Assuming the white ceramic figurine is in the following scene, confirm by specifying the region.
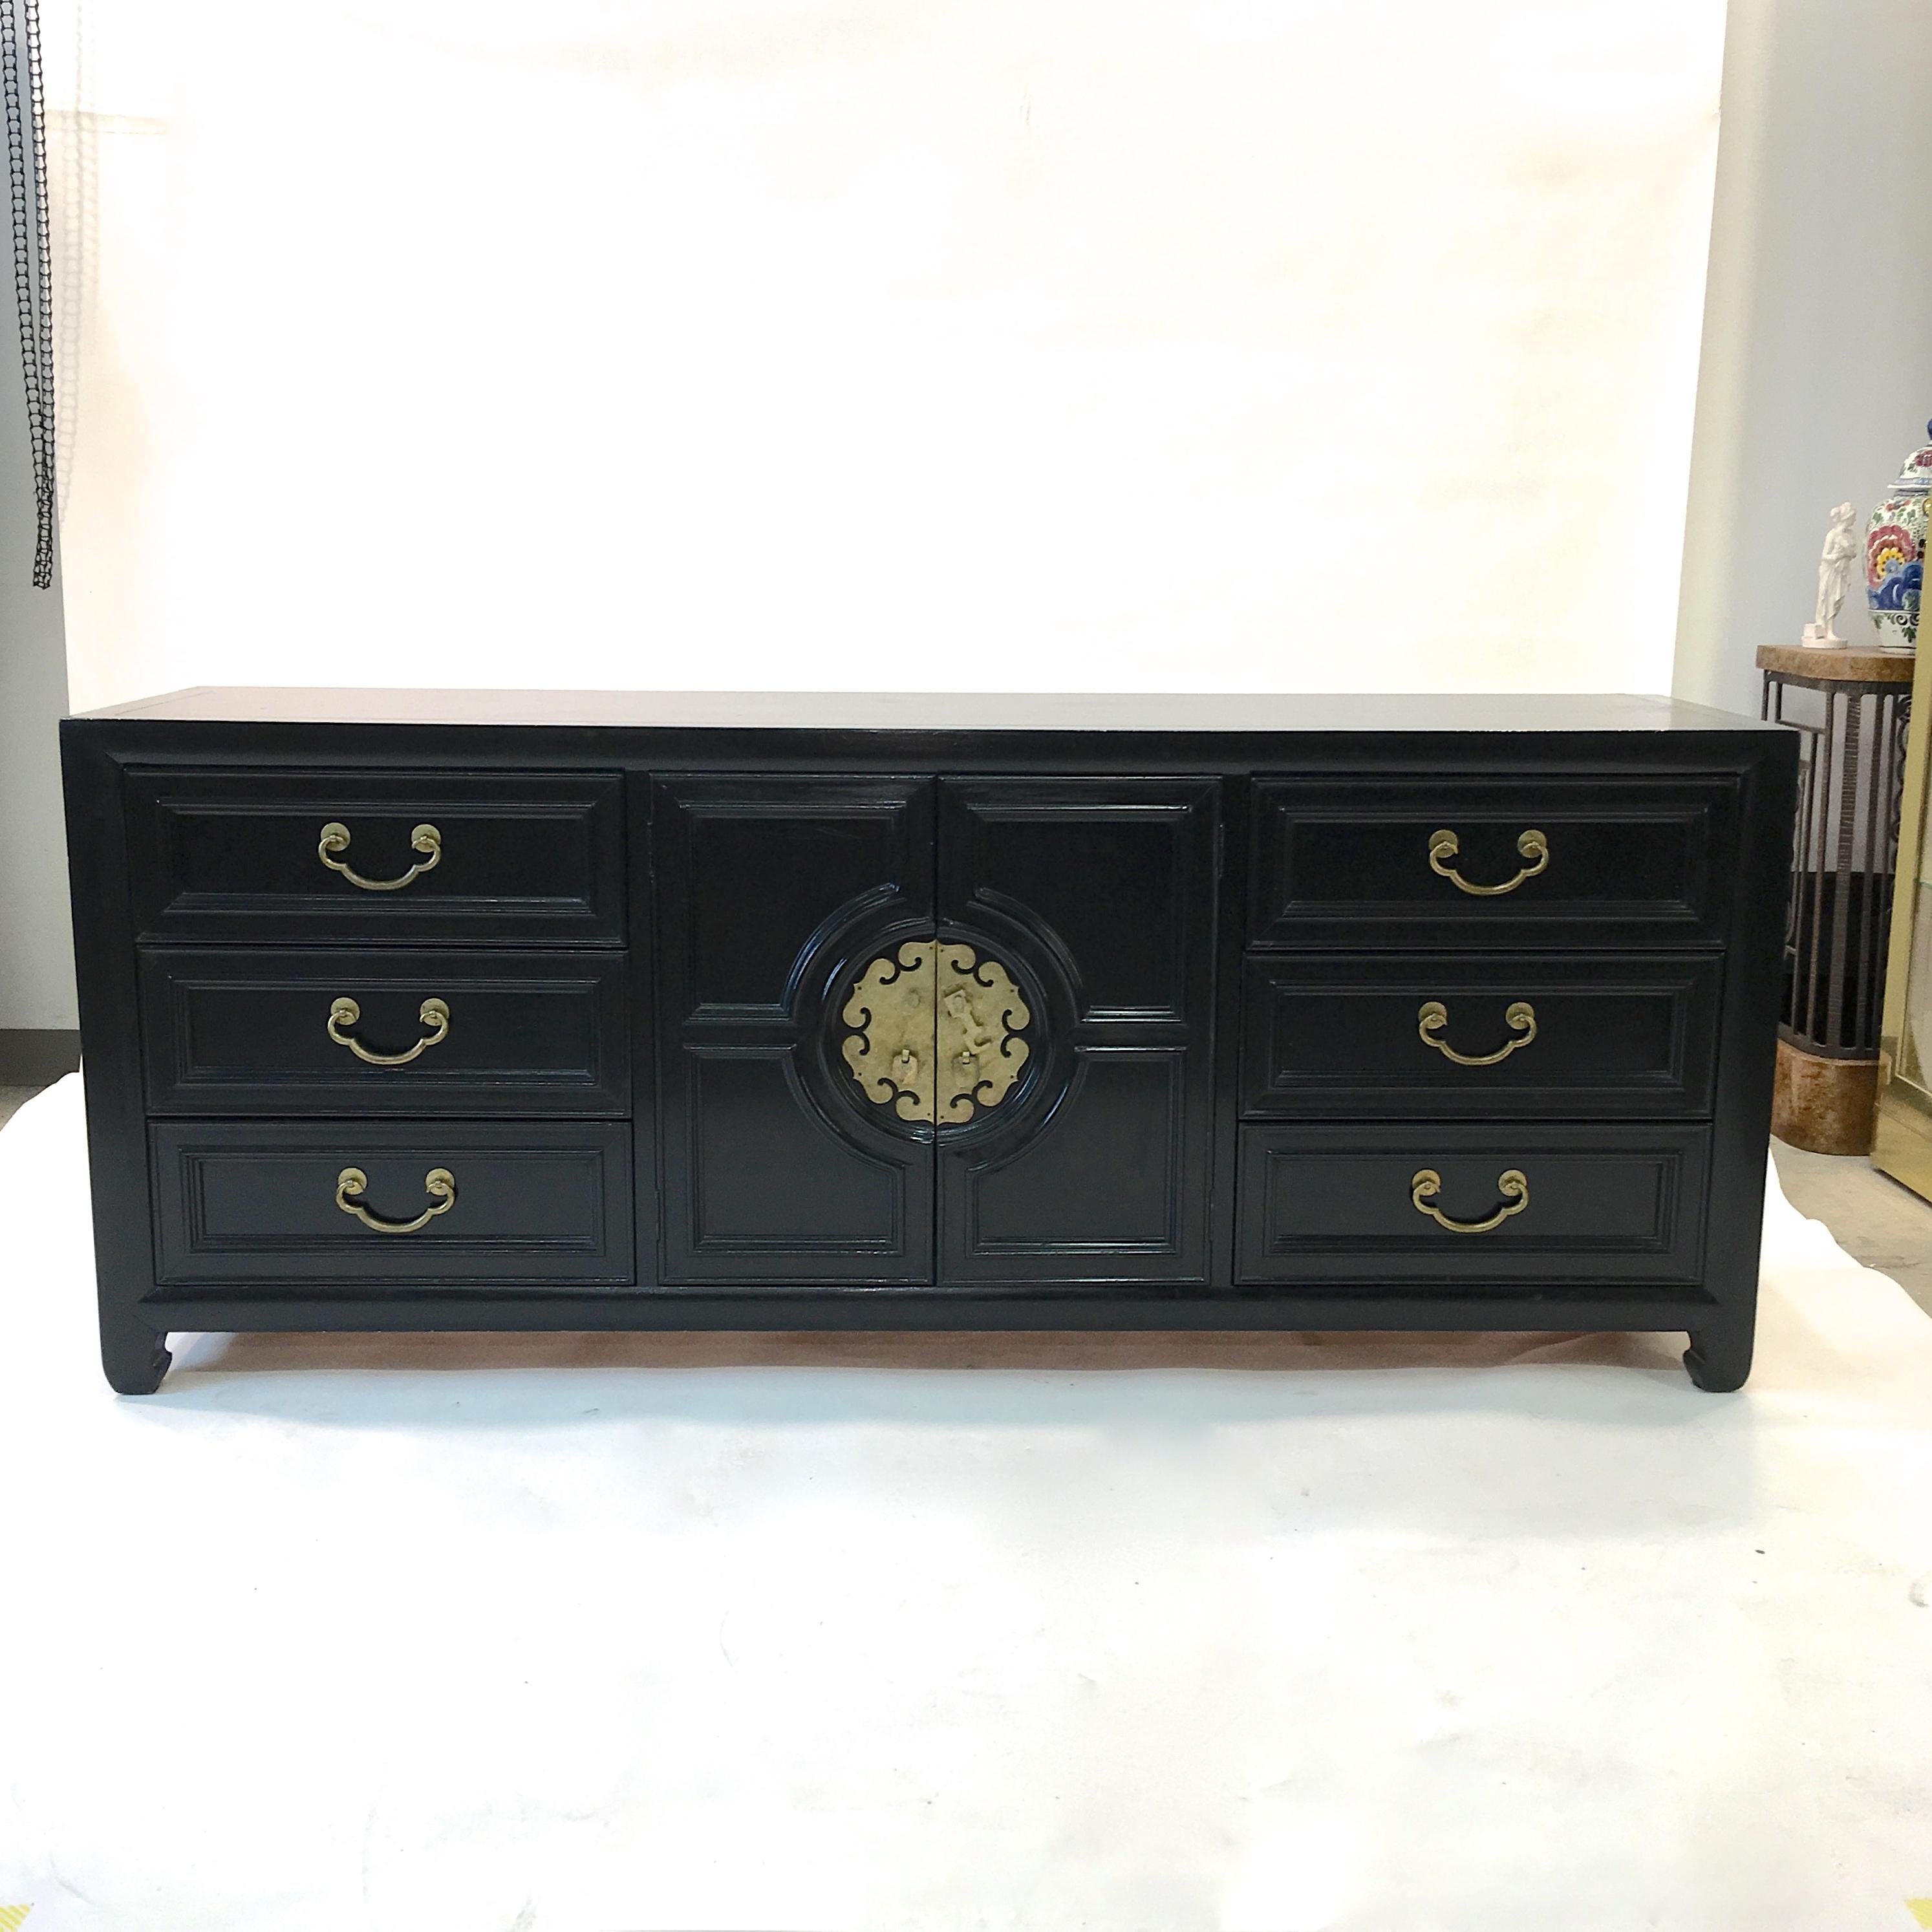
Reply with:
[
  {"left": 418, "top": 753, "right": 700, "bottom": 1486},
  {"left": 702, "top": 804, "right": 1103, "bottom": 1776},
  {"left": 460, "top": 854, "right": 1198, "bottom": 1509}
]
[{"left": 1801, "top": 500, "right": 1858, "bottom": 646}]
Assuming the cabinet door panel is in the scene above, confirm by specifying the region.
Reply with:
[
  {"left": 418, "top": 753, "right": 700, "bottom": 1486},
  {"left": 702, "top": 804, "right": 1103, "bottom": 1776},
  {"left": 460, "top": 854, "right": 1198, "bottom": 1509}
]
[
  {"left": 654, "top": 777, "right": 935, "bottom": 1283},
  {"left": 937, "top": 778, "right": 1218, "bottom": 1282},
  {"left": 967, "top": 1049, "right": 1187, "bottom": 1257},
  {"left": 681, "top": 1051, "right": 917, "bottom": 1257}
]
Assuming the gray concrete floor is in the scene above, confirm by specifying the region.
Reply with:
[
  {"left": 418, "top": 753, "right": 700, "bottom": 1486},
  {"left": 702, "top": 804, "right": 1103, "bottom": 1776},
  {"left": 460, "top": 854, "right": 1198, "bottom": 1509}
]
[
  {"left": 1770, "top": 1138, "right": 1932, "bottom": 1318},
  {"left": 5, "top": 1075, "right": 1925, "bottom": 1320}
]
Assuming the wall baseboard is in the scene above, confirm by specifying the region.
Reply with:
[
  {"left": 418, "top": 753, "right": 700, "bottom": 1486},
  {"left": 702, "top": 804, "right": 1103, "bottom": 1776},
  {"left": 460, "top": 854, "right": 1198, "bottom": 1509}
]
[{"left": 0, "top": 1028, "right": 81, "bottom": 1086}]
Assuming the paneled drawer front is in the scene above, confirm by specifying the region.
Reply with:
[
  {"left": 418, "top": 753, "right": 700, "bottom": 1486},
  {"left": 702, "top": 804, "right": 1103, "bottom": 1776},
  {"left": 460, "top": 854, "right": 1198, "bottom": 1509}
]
[
  {"left": 127, "top": 769, "right": 625, "bottom": 943},
  {"left": 152, "top": 1121, "right": 634, "bottom": 1287},
  {"left": 1240, "top": 954, "right": 1721, "bottom": 1119},
  {"left": 139, "top": 949, "right": 629, "bottom": 1115},
  {"left": 1249, "top": 776, "right": 1737, "bottom": 949},
  {"left": 1236, "top": 1123, "right": 1709, "bottom": 1285}
]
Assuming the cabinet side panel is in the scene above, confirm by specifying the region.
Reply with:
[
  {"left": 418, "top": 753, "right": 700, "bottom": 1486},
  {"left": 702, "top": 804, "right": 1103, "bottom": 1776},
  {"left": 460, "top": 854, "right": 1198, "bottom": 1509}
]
[
  {"left": 1702, "top": 737, "right": 1801, "bottom": 1331},
  {"left": 61, "top": 725, "right": 166, "bottom": 1387}
]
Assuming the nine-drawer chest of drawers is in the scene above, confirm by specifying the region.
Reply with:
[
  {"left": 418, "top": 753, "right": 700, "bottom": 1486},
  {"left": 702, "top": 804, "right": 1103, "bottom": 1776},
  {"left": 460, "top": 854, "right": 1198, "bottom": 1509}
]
[{"left": 61, "top": 689, "right": 1798, "bottom": 1394}]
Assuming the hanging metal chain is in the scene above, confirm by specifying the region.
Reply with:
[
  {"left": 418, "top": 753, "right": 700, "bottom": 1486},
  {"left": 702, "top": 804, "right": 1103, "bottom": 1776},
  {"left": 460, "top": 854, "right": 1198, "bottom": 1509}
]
[{"left": 1, "top": 0, "right": 53, "bottom": 588}]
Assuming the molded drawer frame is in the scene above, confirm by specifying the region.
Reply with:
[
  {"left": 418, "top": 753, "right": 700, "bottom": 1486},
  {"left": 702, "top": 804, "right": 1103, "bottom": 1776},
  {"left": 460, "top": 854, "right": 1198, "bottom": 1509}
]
[
  {"left": 138, "top": 947, "right": 631, "bottom": 1116},
  {"left": 1234, "top": 1121, "right": 1711, "bottom": 1287},
  {"left": 1239, "top": 952, "right": 1723, "bottom": 1119},
  {"left": 151, "top": 1119, "right": 636, "bottom": 1288},
  {"left": 125, "top": 767, "right": 627, "bottom": 944},
  {"left": 1248, "top": 773, "right": 1739, "bottom": 950}
]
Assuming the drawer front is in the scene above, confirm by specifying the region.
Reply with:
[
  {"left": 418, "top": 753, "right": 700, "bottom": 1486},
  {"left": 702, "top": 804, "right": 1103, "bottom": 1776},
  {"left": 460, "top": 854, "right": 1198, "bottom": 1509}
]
[
  {"left": 127, "top": 769, "right": 626, "bottom": 943},
  {"left": 1249, "top": 775, "right": 1736, "bottom": 949},
  {"left": 140, "top": 949, "right": 630, "bottom": 1115},
  {"left": 1240, "top": 953, "right": 1721, "bottom": 1119},
  {"left": 1236, "top": 1123, "right": 1709, "bottom": 1285},
  {"left": 151, "top": 1121, "right": 634, "bottom": 1287}
]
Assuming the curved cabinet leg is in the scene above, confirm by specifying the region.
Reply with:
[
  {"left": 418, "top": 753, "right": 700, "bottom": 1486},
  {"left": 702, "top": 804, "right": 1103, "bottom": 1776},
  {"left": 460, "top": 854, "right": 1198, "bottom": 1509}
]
[
  {"left": 1683, "top": 1323, "right": 1753, "bottom": 1393},
  {"left": 102, "top": 1314, "right": 171, "bottom": 1395}
]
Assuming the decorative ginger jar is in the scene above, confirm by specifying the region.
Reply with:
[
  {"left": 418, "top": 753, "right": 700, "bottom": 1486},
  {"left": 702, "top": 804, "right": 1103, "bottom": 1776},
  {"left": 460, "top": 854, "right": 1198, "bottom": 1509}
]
[{"left": 1865, "top": 420, "right": 1931, "bottom": 652}]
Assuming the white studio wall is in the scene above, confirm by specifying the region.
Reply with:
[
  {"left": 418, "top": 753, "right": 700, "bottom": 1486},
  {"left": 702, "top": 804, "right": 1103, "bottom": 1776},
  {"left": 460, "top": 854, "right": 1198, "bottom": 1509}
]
[
  {"left": 42, "top": 0, "right": 1728, "bottom": 713},
  {"left": 1675, "top": 0, "right": 1932, "bottom": 718}
]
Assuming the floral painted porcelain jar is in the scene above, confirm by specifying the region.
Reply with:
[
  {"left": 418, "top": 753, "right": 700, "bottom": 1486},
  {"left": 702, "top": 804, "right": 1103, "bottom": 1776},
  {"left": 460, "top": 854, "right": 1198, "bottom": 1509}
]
[{"left": 1865, "top": 420, "right": 1931, "bottom": 652}]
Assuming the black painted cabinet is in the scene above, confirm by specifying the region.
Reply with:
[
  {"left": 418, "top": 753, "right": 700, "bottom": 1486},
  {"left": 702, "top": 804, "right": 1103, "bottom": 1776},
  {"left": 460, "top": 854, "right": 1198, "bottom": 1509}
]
[{"left": 61, "top": 690, "right": 1798, "bottom": 1395}]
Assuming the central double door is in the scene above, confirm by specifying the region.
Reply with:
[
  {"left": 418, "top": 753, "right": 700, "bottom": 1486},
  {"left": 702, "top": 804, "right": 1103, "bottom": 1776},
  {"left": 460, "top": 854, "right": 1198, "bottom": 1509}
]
[{"left": 653, "top": 775, "right": 1219, "bottom": 1287}]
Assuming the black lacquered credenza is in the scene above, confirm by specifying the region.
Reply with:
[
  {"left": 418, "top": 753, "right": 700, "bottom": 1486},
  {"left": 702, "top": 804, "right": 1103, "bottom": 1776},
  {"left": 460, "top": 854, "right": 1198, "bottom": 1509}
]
[{"left": 60, "top": 690, "right": 1797, "bottom": 1393}]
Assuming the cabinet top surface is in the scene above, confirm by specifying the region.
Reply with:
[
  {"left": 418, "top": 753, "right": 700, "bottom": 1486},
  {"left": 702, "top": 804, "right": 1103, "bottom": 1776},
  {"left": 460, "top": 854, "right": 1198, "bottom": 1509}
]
[{"left": 74, "top": 687, "right": 1777, "bottom": 735}]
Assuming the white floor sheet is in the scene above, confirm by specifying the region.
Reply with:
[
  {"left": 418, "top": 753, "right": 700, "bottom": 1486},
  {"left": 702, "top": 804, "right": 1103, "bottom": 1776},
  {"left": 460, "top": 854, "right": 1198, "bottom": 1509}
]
[{"left": 3, "top": 1073, "right": 1930, "bottom": 1931}]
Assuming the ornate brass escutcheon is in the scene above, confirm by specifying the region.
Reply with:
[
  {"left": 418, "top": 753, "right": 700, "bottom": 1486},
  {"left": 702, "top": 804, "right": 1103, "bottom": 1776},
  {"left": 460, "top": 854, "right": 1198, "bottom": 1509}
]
[
  {"left": 934, "top": 944, "right": 1031, "bottom": 1124},
  {"left": 841, "top": 942, "right": 938, "bottom": 1122},
  {"left": 841, "top": 940, "right": 1031, "bottom": 1125}
]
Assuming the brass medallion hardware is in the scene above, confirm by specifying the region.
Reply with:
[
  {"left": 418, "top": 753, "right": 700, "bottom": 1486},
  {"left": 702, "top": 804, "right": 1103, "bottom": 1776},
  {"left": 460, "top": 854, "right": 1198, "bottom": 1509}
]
[
  {"left": 327, "top": 996, "right": 451, "bottom": 1067},
  {"left": 1427, "top": 827, "right": 1548, "bottom": 897},
  {"left": 317, "top": 821, "right": 442, "bottom": 892},
  {"left": 1410, "top": 1166, "right": 1529, "bottom": 1234},
  {"left": 841, "top": 943, "right": 937, "bottom": 1121},
  {"left": 934, "top": 944, "right": 1031, "bottom": 1124},
  {"left": 1416, "top": 998, "right": 1536, "bottom": 1067},
  {"left": 335, "top": 1165, "right": 457, "bottom": 1234},
  {"left": 841, "top": 940, "right": 1031, "bottom": 1125}
]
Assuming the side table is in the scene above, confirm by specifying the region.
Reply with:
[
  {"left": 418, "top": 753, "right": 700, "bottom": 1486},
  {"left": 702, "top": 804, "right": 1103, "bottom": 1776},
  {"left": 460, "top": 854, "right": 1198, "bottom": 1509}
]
[{"left": 1757, "top": 644, "right": 1916, "bottom": 1152}]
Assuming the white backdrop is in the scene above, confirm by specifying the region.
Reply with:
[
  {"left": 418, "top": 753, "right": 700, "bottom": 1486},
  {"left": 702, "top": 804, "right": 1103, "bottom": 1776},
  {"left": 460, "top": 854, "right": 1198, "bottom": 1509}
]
[{"left": 45, "top": 1, "right": 1727, "bottom": 712}]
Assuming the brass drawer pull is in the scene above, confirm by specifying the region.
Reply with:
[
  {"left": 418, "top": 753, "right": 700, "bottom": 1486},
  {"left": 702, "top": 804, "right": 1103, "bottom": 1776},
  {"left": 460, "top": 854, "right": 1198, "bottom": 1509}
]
[
  {"left": 327, "top": 995, "right": 450, "bottom": 1066},
  {"left": 317, "top": 821, "right": 442, "bottom": 892},
  {"left": 1428, "top": 827, "right": 1548, "bottom": 896},
  {"left": 1417, "top": 999, "right": 1536, "bottom": 1066},
  {"left": 1410, "top": 1166, "right": 1529, "bottom": 1234},
  {"left": 335, "top": 1165, "right": 456, "bottom": 1234}
]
